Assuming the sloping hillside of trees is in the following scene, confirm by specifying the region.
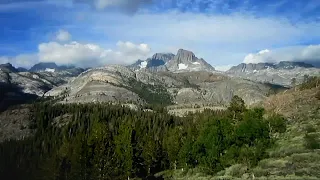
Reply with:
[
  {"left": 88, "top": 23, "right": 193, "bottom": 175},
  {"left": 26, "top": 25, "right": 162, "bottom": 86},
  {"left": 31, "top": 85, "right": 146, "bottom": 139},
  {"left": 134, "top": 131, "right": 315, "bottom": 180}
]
[{"left": 0, "top": 96, "right": 286, "bottom": 180}]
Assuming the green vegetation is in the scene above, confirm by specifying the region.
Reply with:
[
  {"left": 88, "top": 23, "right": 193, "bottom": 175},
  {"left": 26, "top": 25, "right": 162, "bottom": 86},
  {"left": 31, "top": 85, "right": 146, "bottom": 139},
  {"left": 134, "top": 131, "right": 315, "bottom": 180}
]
[
  {"left": 125, "top": 77, "right": 173, "bottom": 106},
  {"left": 299, "top": 76, "right": 320, "bottom": 90},
  {"left": 249, "top": 78, "right": 320, "bottom": 180},
  {"left": 0, "top": 96, "right": 286, "bottom": 180}
]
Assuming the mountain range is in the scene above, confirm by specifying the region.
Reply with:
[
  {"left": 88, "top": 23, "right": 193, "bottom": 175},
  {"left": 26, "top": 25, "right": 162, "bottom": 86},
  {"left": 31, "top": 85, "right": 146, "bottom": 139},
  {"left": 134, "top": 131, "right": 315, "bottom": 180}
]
[
  {"left": 129, "top": 49, "right": 215, "bottom": 72},
  {"left": 1, "top": 48, "right": 319, "bottom": 112},
  {"left": 228, "top": 61, "right": 315, "bottom": 73},
  {"left": 227, "top": 61, "right": 320, "bottom": 87}
]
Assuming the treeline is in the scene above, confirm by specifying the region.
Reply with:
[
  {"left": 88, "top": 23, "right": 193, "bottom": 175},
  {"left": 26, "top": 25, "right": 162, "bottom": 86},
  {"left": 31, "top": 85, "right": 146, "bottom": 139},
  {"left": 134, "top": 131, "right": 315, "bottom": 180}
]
[{"left": 0, "top": 96, "right": 286, "bottom": 180}]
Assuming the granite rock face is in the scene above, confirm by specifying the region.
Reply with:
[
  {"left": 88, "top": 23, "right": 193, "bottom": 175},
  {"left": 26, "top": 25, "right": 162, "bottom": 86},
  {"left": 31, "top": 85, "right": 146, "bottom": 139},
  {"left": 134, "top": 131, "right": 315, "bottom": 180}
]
[
  {"left": 130, "top": 49, "right": 215, "bottom": 72},
  {"left": 165, "top": 49, "right": 215, "bottom": 72},
  {"left": 150, "top": 53, "right": 175, "bottom": 64}
]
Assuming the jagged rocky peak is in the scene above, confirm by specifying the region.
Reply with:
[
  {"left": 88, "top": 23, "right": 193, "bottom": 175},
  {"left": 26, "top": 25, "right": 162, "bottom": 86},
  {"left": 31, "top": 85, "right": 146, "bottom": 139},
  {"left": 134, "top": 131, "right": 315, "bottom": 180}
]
[
  {"left": 166, "top": 49, "right": 215, "bottom": 72},
  {"left": 128, "top": 53, "right": 174, "bottom": 71},
  {"left": 174, "top": 49, "right": 197, "bottom": 63},
  {"left": 147, "top": 53, "right": 175, "bottom": 68},
  {"left": 151, "top": 53, "right": 174, "bottom": 62},
  {"left": 129, "top": 49, "right": 215, "bottom": 72},
  {"left": 228, "top": 63, "right": 274, "bottom": 73}
]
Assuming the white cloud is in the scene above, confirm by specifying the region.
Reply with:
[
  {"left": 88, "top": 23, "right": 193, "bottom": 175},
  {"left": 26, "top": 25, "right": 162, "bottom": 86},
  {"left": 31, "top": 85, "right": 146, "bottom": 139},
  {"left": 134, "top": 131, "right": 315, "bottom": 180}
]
[
  {"left": 244, "top": 49, "right": 272, "bottom": 63},
  {"left": 0, "top": 54, "right": 37, "bottom": 68},
  {"left": 56, "top": 29, "right": 72, "bottom": 42},
  {"left": 2, "top": 10, "right": 320, "bottom": 69},
  {"left": 0, "top": 40, "right": 151, "bottom": 68},
  {"left": 38, "top": 41, "right": 151, "bottom": 67},
  {"left": 81, "top": 11, "right": 320, "bottom": 66},
  {"left": 72, "top": 0, "right": 152, "bottom": 12},
  {"left": 243, "top": 45, "right": 320, "bottom": 65}
]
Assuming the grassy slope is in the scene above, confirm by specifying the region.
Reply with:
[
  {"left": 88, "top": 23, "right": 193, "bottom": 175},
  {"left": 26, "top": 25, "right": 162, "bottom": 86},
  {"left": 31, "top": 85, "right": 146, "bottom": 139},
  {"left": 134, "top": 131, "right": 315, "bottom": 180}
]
[
  {"left": 256, "top": 87, "right": 320, "bottom": 180},
  {"left": 163, "top": 86, "right": 320, "bottom": 180}
]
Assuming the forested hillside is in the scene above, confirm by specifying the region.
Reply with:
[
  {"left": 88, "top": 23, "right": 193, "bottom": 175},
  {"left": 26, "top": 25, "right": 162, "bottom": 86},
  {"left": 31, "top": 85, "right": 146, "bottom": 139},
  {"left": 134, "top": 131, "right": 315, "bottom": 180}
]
[{"left": 0, "top": 96, "right": 286, "bottom": 180}]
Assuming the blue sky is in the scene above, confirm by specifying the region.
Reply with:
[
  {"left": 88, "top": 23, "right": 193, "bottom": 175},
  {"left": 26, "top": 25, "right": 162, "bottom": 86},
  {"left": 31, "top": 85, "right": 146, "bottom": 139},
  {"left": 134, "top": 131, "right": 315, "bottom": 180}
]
[{"left": 0, "top": 0, "right": 320, "bottom": 70}]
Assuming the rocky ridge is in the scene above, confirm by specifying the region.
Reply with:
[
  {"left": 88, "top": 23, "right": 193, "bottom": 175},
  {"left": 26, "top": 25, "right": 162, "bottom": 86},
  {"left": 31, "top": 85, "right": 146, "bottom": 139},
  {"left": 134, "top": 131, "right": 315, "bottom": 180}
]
[
  {"left": 0, "top": 63, "right": 84, "bottom": 111},
  {"left": 228, "top": 61, "right": 315, "bottom": 73},
  {"left": 130, "top": 49, "right": 215, "bottom": 72},
  {"left": 46, "top": 65, "right": 275, "bottom": 106},
  {"left": 3, "top": 52, "right": 319, "bottom": 110},
  {"left": 227, "top": 61, "right": 320, "bottom": 87}
]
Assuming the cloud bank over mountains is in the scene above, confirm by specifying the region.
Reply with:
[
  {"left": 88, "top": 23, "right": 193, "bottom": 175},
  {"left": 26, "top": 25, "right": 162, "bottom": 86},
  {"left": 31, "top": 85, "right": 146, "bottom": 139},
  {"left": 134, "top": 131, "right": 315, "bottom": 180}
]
[
  {"left": 1, "top": 29, "right": 320, "bottom": 69},
  {"left": 0, "top": 0, "right": 320, "bottom": 69},
  {"left": 243, "top": 45, "right": 320, "bottom": 67},
  {"left": 0, "top": 30, "right": 151, "bottom": 68},
  {"left": 38, "top": 40, "right": 151, "bottom": 68}
]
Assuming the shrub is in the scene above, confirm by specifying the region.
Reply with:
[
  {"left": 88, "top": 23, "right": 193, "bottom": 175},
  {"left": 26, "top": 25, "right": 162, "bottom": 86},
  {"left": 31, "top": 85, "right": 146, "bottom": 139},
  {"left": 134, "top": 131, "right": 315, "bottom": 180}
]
[
  {"left": 305, "top": 125, "right": 317, "bottom": 133},
  {"left": 224, "top": 164, "right": 247, "bottom": 177},
  {"left": 228, "top": 95, "right": 246, "bottom": 113},
  {"left": 299, "top": 76, "right": 320, "bottom": 90},
  {"left": 304, "top": 133, "right": 320, "bottom": 150},
  {"left": 267, "top": 114, "right": 287, "bottom": 134},
  {"left": 316, "top": 90, "right": 320, "bottom": 100}
]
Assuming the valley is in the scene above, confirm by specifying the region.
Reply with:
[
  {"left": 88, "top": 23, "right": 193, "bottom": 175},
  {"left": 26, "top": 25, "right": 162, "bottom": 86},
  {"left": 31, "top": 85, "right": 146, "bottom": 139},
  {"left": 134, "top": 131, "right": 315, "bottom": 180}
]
[{"left": 2, "top": 1, "right": 320, "bottom": 179}]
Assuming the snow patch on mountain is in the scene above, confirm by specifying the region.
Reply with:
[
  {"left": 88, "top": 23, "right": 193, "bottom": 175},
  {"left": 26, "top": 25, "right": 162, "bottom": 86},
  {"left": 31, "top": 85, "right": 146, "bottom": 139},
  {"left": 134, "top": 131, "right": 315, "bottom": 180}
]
[
  {"left": 178, "top": 63, "right": 188, "bottom": 70},
  {"left": 139, "top": 61, "right": 148, "bottom": 69},
  {"left": 45, "top": 68, "right": 55, "bottom": 72}
]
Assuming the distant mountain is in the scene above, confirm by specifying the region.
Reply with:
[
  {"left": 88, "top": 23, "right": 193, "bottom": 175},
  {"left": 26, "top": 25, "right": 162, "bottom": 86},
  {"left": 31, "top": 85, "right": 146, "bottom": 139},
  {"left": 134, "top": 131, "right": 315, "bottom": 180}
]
[
  {"left": 129, "top": 53, "right": 174, "bottom": 72},
  {"left": 29, "top": 62, "right": 76, "bottom": 72},
  {"left": 147, "top": 53, "right": 175, "bottom": 67},
  {"left": 227, "top": 61, "right": 319, "bottom": 87},
  {"left": 228, "top": 61, "right": 315, "bottom": 73},
  {"left": 29, "top": 62, "right": 59, "bottom": 72},
  {"left": 17, "top": 67, "right": 28, "bottom": 72},
  {"left": 166, "top": 49, "right": 215, "bottom": 72},
  {"left": 130, "top": 49, "right": 214, "bottom": 72},
  {"left": 0, "top": 63, "right": 18, "bottom": 73},
  {"left": 275, "top": 61, "right": 314, "bottom": 69}
]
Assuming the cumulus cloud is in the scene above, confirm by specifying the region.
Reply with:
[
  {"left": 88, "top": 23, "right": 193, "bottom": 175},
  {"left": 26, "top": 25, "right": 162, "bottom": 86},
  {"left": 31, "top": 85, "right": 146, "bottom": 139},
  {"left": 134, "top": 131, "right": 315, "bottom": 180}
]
[
  {"left": 0, "top": 40, "right": 151, "bottom": 68},
  {"left": 38, "top": 41, "right": 151, "bottom": 67},
  {"left": 244, "top": 49, "right": 272, "bottom": 64},
  {"left": 73, "top": 0, "right": 153, "bottom": 12},
  {"left": 55, "top": 29, "right": 72, "bottom": 42},
  {"left": 243, "top": 45, "right": 320, "bottom": 66}
]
